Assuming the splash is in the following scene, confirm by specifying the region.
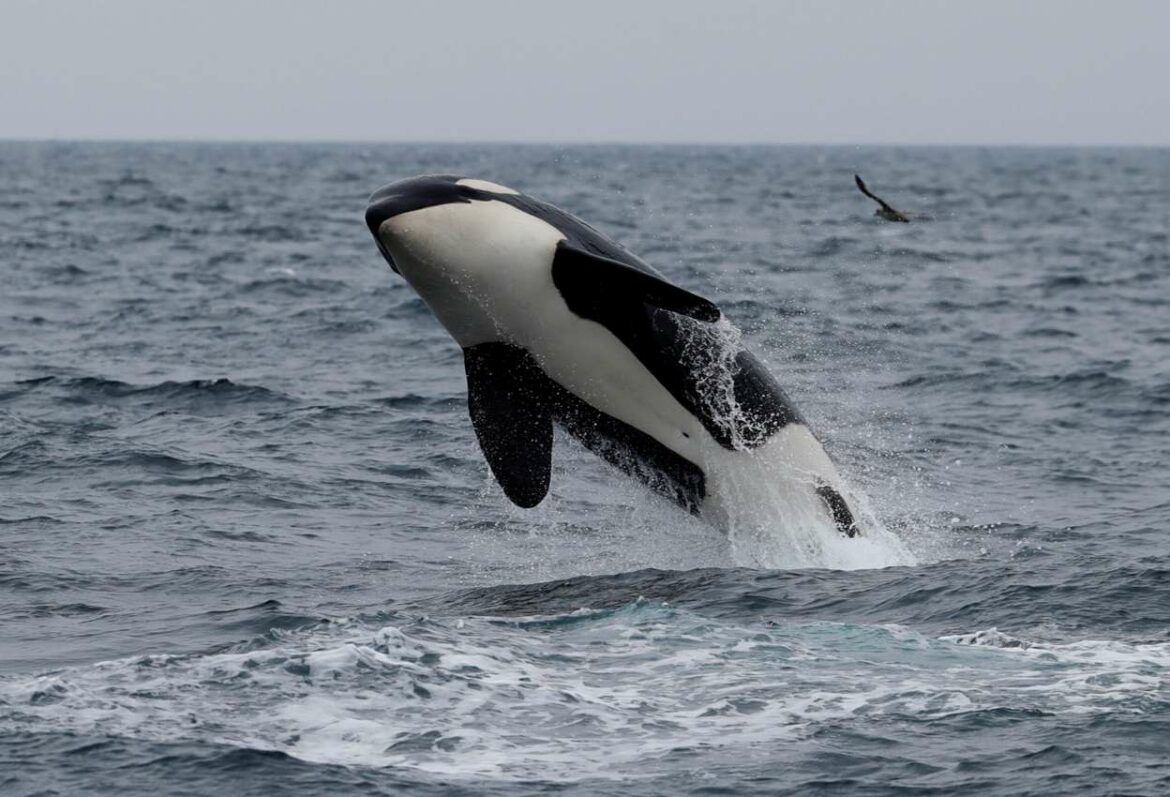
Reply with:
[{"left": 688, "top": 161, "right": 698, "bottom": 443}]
[
  {"left": 681, "top": 318, "right": 917, "bottom": 570},
  {"left": 704, "top": 445, "right": 917, "bottom": 569},
  {"left": 680, "top": 318, "right": 758, "bottom": 450}
]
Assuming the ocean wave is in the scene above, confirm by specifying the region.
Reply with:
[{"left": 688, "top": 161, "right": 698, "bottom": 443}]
[
  {"left": 5, "top": 375, "right": 291, "bottom": 412},
  {"left": 419, "top": 562, "right": 1170, "bottom": 638},
  {"left": 1, "top": 606, "right": 1164, "bottom": 783},
  {"left": 3, "top": 142, "right": 1169, "bottom": 794},
  {"left": 890, "top": 368, "right": 1137, "bottom": 401}
]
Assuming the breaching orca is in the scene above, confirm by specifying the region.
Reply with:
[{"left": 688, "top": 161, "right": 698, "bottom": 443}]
[{"left": 365, "top": 175, "right": 863, "bottom": 538}]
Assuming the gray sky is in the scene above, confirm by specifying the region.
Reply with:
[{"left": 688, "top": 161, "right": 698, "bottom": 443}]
[{"left": 2, "top": 0, "right": 1167, "bottom": 145}]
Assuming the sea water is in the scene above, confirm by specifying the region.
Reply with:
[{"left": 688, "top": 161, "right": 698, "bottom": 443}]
[{"left": 1, "top": 142, "right": 1167, "bottom": 795}]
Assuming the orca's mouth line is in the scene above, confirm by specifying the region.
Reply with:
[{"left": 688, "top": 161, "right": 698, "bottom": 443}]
[{"left": 372, "top": 234, "right": 399, "bottom": 275}]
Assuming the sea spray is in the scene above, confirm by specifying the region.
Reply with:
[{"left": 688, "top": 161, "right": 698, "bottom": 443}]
[{"left": 680, "top": 317, "right": 917, "bottom": 569}]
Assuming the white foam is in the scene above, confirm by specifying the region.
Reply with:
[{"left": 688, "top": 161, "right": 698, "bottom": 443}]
[{"left": 2, "top": 612, "right": 1164, "bottom": 782}]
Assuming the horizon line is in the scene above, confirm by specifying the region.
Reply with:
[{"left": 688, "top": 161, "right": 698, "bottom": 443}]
[{"left": 1, "top": 136, "right": 1167, "bottom": 149}]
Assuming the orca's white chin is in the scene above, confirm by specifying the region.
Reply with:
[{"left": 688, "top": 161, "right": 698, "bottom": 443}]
[{"left": 377, "top": 200, "right": 565, "bottom": 349}]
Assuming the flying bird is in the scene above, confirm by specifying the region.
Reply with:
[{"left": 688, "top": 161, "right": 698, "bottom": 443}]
[{"left": 854, "top": 174, "right": 910, "bottom": 223}]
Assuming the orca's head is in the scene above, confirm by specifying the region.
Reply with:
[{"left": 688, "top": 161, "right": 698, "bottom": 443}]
[
  {"left": 364, "top": 175, "right": 522, "bottom": 275},
  {"left": 365, "top": 175, "right": 560, "bottom": 346}
]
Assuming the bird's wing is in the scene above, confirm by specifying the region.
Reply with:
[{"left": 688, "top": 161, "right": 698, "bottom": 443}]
[{"left": 854, "top": 174, "right": 898, "bottom": 213}]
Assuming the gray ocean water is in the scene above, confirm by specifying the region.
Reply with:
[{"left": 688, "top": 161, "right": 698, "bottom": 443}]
[{"left": 1, "top": 142, "right": 1168, "bottom": 795}]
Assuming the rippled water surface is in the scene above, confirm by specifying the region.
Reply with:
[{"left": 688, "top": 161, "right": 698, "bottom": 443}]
[{"left": 1, "top": 143, "right": 1168, "bottom": 795}]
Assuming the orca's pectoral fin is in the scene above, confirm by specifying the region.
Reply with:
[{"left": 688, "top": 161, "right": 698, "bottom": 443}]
[
  {"left": 552, "top": 241, "right": 721, "bottom": 322},
  {"left": 464, "top": 343, "right": 553, "bottom": 508}
]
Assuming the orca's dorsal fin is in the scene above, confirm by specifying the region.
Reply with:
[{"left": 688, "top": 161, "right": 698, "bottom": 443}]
[
  {"left": 552, "top": 241, "right": 721, "bottom": 322},
  {"left": 463, "top": 343, "right": 553, "bottom": 508}
]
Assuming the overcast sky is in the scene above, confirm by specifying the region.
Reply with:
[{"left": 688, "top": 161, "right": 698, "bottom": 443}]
[{"left": 2, "top": 0, "right": 1167, "bottom": 145}]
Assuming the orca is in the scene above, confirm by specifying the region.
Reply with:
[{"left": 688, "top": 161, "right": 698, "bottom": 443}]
[{"left": 365, "top": 175, "right": 864, "bottom": 538}]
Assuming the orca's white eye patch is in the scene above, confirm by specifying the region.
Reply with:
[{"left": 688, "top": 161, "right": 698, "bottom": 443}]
[{"left": 456, "top": 178, "right": 519, "bottom": 195}]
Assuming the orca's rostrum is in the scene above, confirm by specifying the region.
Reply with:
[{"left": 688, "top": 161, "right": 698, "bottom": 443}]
[{"left": 365, "top": 175, "right": 862, "bottom": 538}]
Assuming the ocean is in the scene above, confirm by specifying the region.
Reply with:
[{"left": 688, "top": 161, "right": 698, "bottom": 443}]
[{"left": 1, "top": 142, "right": 1167, "bottom": 795}]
